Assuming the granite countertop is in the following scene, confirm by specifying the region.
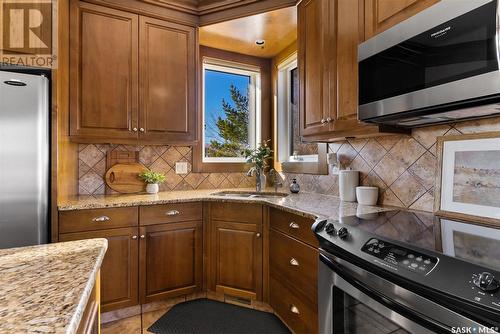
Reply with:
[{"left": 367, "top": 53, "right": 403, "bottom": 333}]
[
  {"left": 58, "top": 188, "right": 393, "bottom": 220},
  {"left": 0, "top": 239, "right": 108, "bottom": 334}
]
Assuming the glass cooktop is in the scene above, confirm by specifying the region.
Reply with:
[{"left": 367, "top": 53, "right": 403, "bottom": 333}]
[{"left": 339, "top": 210, "right": 500, "bottom": 273}]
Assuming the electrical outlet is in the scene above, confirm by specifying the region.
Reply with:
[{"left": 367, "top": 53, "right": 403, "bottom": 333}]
[{"left": 175, "top": 161, "right": 188, "bottom": 175}]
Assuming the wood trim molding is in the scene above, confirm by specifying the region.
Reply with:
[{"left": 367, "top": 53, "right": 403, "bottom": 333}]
[{"left": 192, "top": 46, "right": 272, "bottom": 173}]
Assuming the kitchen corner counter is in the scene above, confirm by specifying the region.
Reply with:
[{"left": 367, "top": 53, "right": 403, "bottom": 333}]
[
  {"left": 58, "top": 188, "right": 393, "bottom": 220},
  {"left": 0, "top": 239, "right": 108, "bottom": 334}
]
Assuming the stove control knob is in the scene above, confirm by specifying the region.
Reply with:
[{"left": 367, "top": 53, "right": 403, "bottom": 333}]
[
  {"left": 325, "top": 223, "right": 336, "bottom": 235},
  {"left": 338, "top": 227, "right": 349, "bottom": 239},
  {"left": 473, "top": 272, "right": 500, "bottom": 292}
]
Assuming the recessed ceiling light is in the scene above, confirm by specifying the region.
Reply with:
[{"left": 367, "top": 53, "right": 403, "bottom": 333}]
[{"left": 255, "top": 39, "right": 265, "bottom": 46}]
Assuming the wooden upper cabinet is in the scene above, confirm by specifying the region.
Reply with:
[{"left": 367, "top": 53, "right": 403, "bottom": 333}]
[
  {"left": 139, "top": 17, "right": 196, "bottom": 143},
  {"left": 298, "top": 0, "right": 390, "bottom": 140},
  {"left": 364, "top": 0, "right": 440, "bottom": 39},
  {"left": 69, "top": 2, "right": 197, "bottom": 144},
  {"left": 70, "top": 2, "right": 139, "bottom": 140},
  {"left": 139, "top": 221, "right": 202, "bottom": 304},
  {"left": 298, "top": 0, "right": 329, "bottom": 136}
]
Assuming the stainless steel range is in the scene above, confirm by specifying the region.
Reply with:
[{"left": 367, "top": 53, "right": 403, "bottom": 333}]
[{"left": 313, "top": 211, "right": 500, "bottom": 334}]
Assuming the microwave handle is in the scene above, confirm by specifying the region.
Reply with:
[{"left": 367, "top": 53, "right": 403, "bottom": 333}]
[{"left": 319, "top": 254, "right": 450, "bottom": 333}]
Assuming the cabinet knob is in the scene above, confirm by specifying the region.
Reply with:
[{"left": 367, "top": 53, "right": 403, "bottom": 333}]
[
  {"left": 140, "top": 235, "right": 145, "bottom": 239},
  {"left": 290, "top": 258, "right": 299, "bottom": 266},
  {"left": 132, "top": 235, "right": 138, "bottom": 239},
  {"left": 256, "top": 233, "right": 261, "bottom": 238},
  {"left": 321, "top": 118, "right": 327, "bottom": 124},
  {"left": 326, "top": 117, "right": 332, "bottom": 123},
  {"left": 289, "top": 222, "right": 300, "bottom": 229},
  {"left": 165, "top": 210, "right": 180, "bottom": 216},
  {"left": 139, "top": 128, "right": 145, "bottom": 132},
  {"left": 132, "top": 127, "right": 138, "bottom": 132},
  {"left": 92, "top": 215, "right": 110, "bottom": 223},
  {"left": 290, "top": 305, "right": 300, "bottom": 314}
]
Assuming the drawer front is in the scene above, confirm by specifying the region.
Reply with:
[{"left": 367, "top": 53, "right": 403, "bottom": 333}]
[
  {"left": 59, "top": 207, "right": 138, "bottom": 233},
  {"left": 210, "top": 202, "right": 262, "bottom": 224},
  {"left": 140, "top": 202, "right": 202, "bottom": 225},
  {"left": 270, "top": 276, "right": 318, "bottom": 334},
  {"left": 269, "top": 208, "right": 317, "bottom": 247},
  {"left": 270, "top": 229, "right": 317, "bottom": 304}
]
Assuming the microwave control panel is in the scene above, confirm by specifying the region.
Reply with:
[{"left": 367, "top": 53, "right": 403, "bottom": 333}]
[{"left": 362, "top": 238, "right": 438, "bottom": 276}]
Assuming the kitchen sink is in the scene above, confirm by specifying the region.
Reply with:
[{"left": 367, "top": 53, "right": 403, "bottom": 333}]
[{"left": 211, "top": 191, "right": 289, "bottom": 198}]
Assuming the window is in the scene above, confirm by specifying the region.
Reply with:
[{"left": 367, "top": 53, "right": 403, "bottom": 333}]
[
  {"left": 277, "top": 54, "right": 319, "bottom": 164},
  {"left": 202, "top": 58, "right": 261, "bottom": 163}
]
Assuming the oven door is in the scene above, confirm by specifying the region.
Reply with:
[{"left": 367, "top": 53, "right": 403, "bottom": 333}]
[{"left": 319, "top": 253, "right": 496, "bottom": 334}]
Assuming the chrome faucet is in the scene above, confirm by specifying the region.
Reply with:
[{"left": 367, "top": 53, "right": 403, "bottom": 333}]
[
  {"left": 269, "top": 169, "right": 283, "bottom": 193},
  {"left": 246, "top": 167, "right": 265, "bottom": 192}
]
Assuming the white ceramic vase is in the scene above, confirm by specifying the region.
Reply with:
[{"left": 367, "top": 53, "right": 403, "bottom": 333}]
[{"left": 146, "top": 183, "right": 159, "bottom": 194}]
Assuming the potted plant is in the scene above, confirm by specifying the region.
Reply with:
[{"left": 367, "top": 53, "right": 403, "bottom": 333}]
[
  {"left": 139, "top": 170, "right": 166, "bottom": 194},
  {"left": 243, "top": 140, "right": 273, "bottom": 192}
]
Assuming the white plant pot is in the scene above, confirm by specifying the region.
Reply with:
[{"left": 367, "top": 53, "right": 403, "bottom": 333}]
[{"left": 146, "top": 183, "right": 159, "bottom": 194}]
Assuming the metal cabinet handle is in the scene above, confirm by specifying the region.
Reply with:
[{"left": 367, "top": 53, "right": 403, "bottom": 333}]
[
  {"left": 132, "top": 127, "right": 138, "bottom": 132},
  {"left": 290, "top": 305, "right": 300, "bottom": 314},
  {"left": 320, "top": 118, "right": 326, "bottom": 124},
  {"left": 326, "top": 117, "right": 332, "bottom": 123},
  {"left": 290, "top": 258, "right": 299, "bottom": 266},
  {"left": 139, "top": 128, "right": 145, "bottom": 132},
  {"left": 165, "top": 210, "right": 180, "bottom": 216},
  {"left": 140, "top": 235, "right": 145, "bottom": 239},
  {"left": 132, "top": 235, "right": 138, "bottom": 239},
  {"left": 92, "top": 216, "right": 110, "bottom": 223},
  {"left": 289, "top": 222, "right": 300, "bottom": 229},
  {"left": 256, "top": 233, "right": 261, "bottom": 238}
]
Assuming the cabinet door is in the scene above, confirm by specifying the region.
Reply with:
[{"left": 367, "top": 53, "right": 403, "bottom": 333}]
[
  {"left": 59, "top": 228, "right": 139, "bottom": 312},
  {"left": 298, "top": 0, "right": 331, "bottom": 136},
  {"left": 139, "top": 16, "right": 196, "bottom": 144},
  {"left": 70, "top": 2, "right": 139, "bottom": 140},
  {"left": 364, "top": 0, "right": 440, "bottom": 39},
  {"left": 211, "top": 220, "right": 263, "bottom": 300},
  {"left": 139, "top": 221, "right": 202, "bottom": 304}
]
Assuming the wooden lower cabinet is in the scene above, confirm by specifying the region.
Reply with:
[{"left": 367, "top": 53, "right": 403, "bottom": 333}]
[
  {"left": 77, "top": 271, "right": 100, "bottom": 334},
  {"left": 139, "top": 221, "right": 203, "bottom": 303},
  {"left": 211, "top": 219, "right": 263, "bottom": 300},
  {"left": 60, "top": 228, "right": 139, "bottom": 312}
]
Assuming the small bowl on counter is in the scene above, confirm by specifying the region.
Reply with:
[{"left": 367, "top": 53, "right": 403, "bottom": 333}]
[{"left": 356, "top": 186, "right": 379, "bottom": 206}]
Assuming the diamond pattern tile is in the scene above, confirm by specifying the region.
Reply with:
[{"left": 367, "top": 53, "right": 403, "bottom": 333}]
[
  {"left": 391, "top": 171, "right": 427, "bottom": 207},
  {"left": 80, "top": 144, "right": 105, "bottom": 167},
  {"left": 389, "top": 137, "right": 426, "bottom": 169},
  {"left": 359, "top": 139, "right": 387, "bottom": 167}
]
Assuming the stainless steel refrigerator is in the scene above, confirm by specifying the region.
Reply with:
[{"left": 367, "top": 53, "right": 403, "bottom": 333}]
[{"left": 0, "top": 70, "right": 50, "bottom": 249}]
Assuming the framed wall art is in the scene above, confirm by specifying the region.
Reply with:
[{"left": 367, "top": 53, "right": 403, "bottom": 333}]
[{"left": 435, "top": 131, "right": 500, "bottom": 227}]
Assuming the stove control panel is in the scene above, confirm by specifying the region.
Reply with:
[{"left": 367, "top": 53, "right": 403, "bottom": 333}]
[{"left": 361, "top": 238, "right": 438, "bottom": 275}]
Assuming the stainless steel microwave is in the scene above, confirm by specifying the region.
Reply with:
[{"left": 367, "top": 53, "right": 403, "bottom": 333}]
[{"left": 358, "top": 0, "right": 500, "bottom": 128}]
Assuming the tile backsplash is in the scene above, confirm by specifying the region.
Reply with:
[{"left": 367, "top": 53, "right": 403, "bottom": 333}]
[
  {"left": 280, "top": 116, "right": 500, "bottom": 213},
  {"left": 78, "top": 116, "right": 500, "bottom": 213},
  {"left": 78, "top": 145, "right": 255, "bottom": 195}
]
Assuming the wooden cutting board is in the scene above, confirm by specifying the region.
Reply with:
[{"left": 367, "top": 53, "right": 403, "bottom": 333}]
[{"left": 105, "top": 163, "right": 149, "bottom": 194}]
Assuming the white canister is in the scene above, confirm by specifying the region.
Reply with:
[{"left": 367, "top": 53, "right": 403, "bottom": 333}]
[
  {"left": 146, "top": 183, "right": 159, "bottom": 194},
  {"left": 339, "top": 170, "right": 359, "bottom": 202},
  {"left": 356, "top": 186, "right": 379, "bottom": 206}
]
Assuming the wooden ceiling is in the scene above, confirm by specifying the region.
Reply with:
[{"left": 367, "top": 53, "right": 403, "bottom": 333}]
[{"left": 199, "top": 6, "right": 297, "bottom": 58}]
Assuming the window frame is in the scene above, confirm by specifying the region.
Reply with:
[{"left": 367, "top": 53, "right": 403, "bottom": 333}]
[
  {"left": 201, "top": 58, "right": 262, "bottom": 163},
  {"left": 275, "top": 52, "right": 328, "bottom": 175}
]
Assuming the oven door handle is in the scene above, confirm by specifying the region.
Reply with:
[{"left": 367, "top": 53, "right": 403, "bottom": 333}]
[{"left": 319, "top": 254, "right": 451, "bottom": 333}]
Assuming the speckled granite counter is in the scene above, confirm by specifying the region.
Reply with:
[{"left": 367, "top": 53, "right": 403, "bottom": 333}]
[
  {"left": 0, "top": 239, "right": 108, "bottom": 334},
  {"left": 58, "top": 188, "right": 393, "bottom": 220}
]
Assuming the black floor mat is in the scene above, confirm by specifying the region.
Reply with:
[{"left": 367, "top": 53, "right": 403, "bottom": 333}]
[{"left": 147, "top": 299, "right": 291, "bottom": 334}]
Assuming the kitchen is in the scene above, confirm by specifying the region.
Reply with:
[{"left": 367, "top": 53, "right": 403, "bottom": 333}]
[{"left": 1, "top": 0, "right": 500, "bottom": 333}]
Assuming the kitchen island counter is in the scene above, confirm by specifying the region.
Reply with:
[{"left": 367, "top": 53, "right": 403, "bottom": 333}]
[{"left": 0, "top": 238, "right": 107, "bottom": 334}]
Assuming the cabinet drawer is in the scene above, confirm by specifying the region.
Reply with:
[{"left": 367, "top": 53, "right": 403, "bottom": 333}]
[
  {"left": 139, "top": 202, "right": 202, "bottom": 225},
  {"left": 210, "top": 202, "right": 262, "bottom": 224},
  {"left": 59, "top": 207, "right": 138, "bottom": 233},
  {"left": 270, "top": 276, "right": 317, "bottom": 334},
  {"left": 269, "top": 208, "right": 317, "bottom": 247},
  {"left": 270, "top": 229, "right": 317, "bottom": 305}
]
